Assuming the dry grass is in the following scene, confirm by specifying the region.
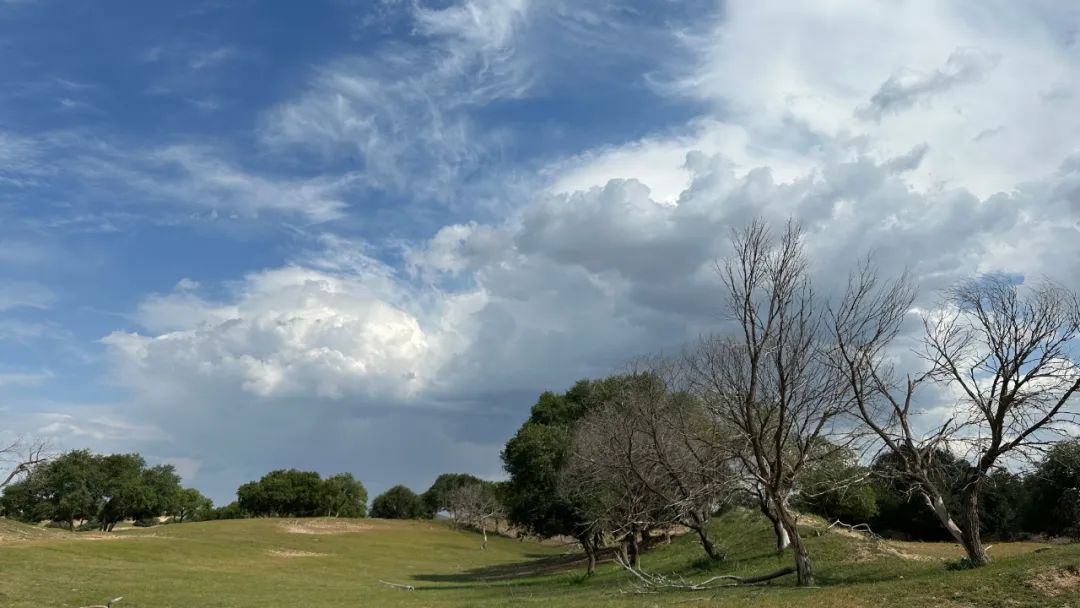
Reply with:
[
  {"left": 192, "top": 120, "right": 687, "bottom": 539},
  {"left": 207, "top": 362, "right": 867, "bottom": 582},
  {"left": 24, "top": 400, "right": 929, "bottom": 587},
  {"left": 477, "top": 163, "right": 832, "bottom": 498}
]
[
  {"left": 279, "top": 518, "right": 382, "bottom": 535},
  {"left": 266, "top": 548, "right": 328, "bottom": 558},
  {"left": 1028, "top": 565, "right": 1080, "bottom": 597},
  {"left": 888, "top": 540, "right": 1051, "bottom": 560}
]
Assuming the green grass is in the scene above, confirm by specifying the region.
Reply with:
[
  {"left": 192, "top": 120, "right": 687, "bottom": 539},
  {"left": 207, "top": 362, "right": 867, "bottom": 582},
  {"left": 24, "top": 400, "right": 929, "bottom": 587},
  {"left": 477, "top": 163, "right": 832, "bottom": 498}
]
[{"left": 0, "top": 511, "right": 1076, "bottom": 607}]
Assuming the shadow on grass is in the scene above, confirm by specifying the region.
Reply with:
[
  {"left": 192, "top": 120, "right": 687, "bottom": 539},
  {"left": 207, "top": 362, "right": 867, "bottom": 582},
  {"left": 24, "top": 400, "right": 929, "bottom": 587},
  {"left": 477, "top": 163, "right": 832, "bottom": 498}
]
[{"left": 411, "top": 548, "right": 619, "bottom": 583}]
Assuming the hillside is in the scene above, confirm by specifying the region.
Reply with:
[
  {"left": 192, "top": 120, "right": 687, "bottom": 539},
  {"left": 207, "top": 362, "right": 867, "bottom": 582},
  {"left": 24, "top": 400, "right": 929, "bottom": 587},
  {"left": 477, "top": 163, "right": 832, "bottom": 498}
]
[{"left": 0, "top": 512, "right": 1076, "bottom": 607}]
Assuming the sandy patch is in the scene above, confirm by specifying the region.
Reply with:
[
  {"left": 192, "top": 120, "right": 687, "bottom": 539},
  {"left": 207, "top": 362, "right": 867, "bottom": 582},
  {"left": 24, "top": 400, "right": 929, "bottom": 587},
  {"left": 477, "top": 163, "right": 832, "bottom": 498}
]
[
  {"left": 268, "top": 549, "right": 329, "bottom": 558},
  {"left": 1028, "top": 566, "right": 1080, "bottom": 597},
  {"left": 280, "top": 519, "right": 380, "bottom": 535}
]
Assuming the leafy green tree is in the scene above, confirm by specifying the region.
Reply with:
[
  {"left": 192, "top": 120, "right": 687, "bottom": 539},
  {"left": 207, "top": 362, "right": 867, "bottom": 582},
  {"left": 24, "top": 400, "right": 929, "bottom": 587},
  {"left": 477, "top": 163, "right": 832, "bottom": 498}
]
[
  {"left": 1025, "top": 440, "right": 1080, "bottom": 538},
  {"left": 370, "top": 485, "right": 424, "bottom": 519},
  {"left": 98, "top": 455, "right": 181, "bottom": 530},
  {"left": 0, "top": 468, "right": 53, "bottom": 523},
  {"left": 320, "top": 473, "right": 367, "bottom": 517},
  {"left": 1, "top": 450, "right": 187, "bottom": 530},
  {"left": 171, "top": 488, "right": 214, "bottom": 523},
  {"left": 46, "top": 450, "right": 105, "bottom": 531},
  {"left": 237, "top": 469, "right": 325, "bottom": 517}
]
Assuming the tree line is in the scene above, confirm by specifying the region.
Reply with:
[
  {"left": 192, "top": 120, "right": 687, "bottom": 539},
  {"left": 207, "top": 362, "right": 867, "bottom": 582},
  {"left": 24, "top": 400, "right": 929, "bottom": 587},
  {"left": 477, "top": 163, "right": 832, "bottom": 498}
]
[
  {"left": 499, "top": 219, "right": 1080, "bottom": 586},
  {"left": 0, "top": 450, "right": 211, "bottom": 530},
  {"left": 0, "top": 445, "right": 505, "bottom": 535}
]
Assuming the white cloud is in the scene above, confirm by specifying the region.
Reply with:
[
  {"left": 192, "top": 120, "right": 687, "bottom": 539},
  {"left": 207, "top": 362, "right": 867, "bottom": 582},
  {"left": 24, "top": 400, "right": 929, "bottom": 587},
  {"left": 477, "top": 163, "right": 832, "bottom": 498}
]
[
  {"left": 0, "top": 370, "right": 51, "bottom": 387},
  {"left": 104, "top": 262, "right": 453, "bottom": 403},
  {"left": 0, "top": 281, "right": 55, "bottom": 311},
  {"left": 259, "top": 0, "right": 533, "bottom": 199},
  {"left": 71, "top": 143, "right": 357, "bottom": 222}
]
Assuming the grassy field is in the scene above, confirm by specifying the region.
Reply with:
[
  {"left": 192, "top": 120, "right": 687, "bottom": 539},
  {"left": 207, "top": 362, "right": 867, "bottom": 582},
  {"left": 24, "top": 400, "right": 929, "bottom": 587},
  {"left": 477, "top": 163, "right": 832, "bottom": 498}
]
[{"left": 0, "top": 510, "right": 1077, "bottom": 607}]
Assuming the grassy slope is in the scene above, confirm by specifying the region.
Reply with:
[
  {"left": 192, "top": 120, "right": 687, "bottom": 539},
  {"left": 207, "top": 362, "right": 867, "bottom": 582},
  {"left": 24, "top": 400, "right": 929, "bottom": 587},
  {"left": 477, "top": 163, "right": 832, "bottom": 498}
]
[{"left": 0, "top": 511, "right": 1076, "bottom": 607}]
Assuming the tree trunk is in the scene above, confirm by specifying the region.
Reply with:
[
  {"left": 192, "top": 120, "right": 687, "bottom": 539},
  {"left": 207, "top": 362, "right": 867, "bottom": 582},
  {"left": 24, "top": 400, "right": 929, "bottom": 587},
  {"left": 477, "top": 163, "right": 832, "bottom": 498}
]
[
  {"left": 921, "top": 490, "right": 966, "bottom": 546},
  {"left": 578, "top": 533, "right": 598, "bottom": 576},
  {"left": 625, "top": 525, "right": 641, "bottom": 568},
  {"left": 688, "top": 513, "right": 722, "bottom": 560},
  {"left": 758, "top": 496, "right": 790, "bottom": 551},
  {"left": 775, "top": 499, "right": 813, "bottom": 586},
  {"left": 481, "top": 525, "right": 488, "bottom": 550},
  {"left": 959, "top": 484, "right": 991, "bottom": 566}
]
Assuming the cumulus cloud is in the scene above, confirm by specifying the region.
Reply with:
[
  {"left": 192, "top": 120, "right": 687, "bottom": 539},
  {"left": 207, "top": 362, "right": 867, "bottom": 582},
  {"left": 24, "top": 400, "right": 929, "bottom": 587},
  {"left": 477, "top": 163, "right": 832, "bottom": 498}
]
[{"left": 104, "top": 263, "right": 449, "bottom": 403}]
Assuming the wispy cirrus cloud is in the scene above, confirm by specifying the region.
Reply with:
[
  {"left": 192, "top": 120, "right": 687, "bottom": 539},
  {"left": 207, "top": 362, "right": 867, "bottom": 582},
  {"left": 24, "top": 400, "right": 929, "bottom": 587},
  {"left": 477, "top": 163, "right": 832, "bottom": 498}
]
[{"left": 259, "top": 0, "right": 533, "bottom": 200}]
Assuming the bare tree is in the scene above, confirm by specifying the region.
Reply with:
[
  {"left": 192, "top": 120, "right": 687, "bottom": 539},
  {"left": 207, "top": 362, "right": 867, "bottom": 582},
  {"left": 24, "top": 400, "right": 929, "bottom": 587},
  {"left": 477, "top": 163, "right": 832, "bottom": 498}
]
[
  {"left": 0, "top": 437, "right": 47, "bottom": 491},
  {"left": 560, "top": 395, "right": 670, "bottom": 568},
  {"left": 924, "top": 275, "right": 1080, "bottom": 564},
  {"left": 562, "top": 364, "right": 735, "bottom": 562},
  {"left": 446, "top": 481, "right": 505, "bottom": 549},
  {"left": 828, "top": 262, "right": 972, "bottom": 557},
  {"left": 830, "top": 266, "right": 1080, "bottom": 567},
  {"left": 687, "top": 220, "right": 854, "bottom": 587}
]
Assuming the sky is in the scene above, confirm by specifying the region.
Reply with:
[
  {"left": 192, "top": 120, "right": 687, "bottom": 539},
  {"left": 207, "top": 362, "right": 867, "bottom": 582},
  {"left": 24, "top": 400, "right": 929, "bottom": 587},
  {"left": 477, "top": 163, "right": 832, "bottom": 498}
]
[{"left": 1, "top": 0, "right": 1078, "bottom": 505}]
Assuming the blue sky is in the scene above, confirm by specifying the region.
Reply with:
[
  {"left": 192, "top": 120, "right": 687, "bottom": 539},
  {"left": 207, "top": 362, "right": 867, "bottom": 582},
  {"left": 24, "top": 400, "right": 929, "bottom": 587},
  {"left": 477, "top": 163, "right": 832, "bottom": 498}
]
[{"left": 2, "top": 0, "right": 1079, "bottom": 504}]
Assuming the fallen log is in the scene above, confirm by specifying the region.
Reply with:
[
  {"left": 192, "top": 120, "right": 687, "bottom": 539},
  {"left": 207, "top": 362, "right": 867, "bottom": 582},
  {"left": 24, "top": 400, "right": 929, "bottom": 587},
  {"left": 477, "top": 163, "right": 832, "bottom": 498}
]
[{"left": 616, "top": 553, "right": 795, "bottom": 592}]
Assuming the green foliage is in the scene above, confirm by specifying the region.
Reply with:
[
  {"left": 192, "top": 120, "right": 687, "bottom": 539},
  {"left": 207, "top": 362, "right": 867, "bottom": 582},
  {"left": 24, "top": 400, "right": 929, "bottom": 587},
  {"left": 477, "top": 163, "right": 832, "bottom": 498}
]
[
  {"left": 0, "top": 450, "right": 192, "bottom": 530},
  {"left": 236, "top": 469, "right": 367, "bottom": 518},
  {"left": 501, "top": 377, "right": 631, "bottom": 539},
  {"left": 370, "top": 485, "right": 425, "bottom": 519},
  {"left": 794, "top": 446, "right": 879, "bottom": 524},
  {"left": 320, "top": 473, "right": 368, "bottom": 518},
  {"left": 0, "top": 449, "right": 205, "bottom": 531},
  {"left": 171, "top": 488, "right": 214, "bottom": 523},
  {"left": 207, "top": 501, "right": 247, "bottom": 520},
  {"left": 1025, "top": 439, "right": 1080, "bottom": 538}
]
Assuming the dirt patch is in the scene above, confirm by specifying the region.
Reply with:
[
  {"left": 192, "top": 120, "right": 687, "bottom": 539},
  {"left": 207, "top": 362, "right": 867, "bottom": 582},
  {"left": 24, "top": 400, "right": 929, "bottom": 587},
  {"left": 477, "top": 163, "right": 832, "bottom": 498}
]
[
  {"left": 267, "top": 549, "right": 329, "bottom": 558},
  {"left": 280, "top": 519, "right": 381, "bottom": 535},
  {"left": 1028, "top": 566, "right": 1080, "bottom": 597},
  {"left": 842, "top": 539, "right": 925, "bottom": 563}
]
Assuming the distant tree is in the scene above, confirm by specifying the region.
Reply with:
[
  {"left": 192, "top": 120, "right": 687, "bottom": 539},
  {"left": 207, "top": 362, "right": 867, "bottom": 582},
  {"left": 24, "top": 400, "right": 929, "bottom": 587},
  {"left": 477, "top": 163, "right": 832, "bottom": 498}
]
[
  {"left": 171, "top": 488, "right": 214, "bottom": 523},
  {"left": 320, "top": 473, "right": 367, "bottom": 518},
  {"left": 237, "top": 469, "right": 325, "bottom": 517},
  {"left": 208, "top": 501, "right": 247, "bottom": 520},
  {"left": 868, "top": 449, "right": 963, "bottom": 541},
  {"left": 44, "top": 450, "right": 105, "bottom": 531},
  {"left": 1025, "top": 439, "right": 1080, "bottom": 538},
  {"left": 370, "top": 485, "right": 424, "bottom": 519},
  {"left": 421, "top": 473, "right": 483, "bottom": 518},
  {"left": 794, "top": 447, "right": 878, "bottom": 525},
  {"left": 445, "top": 481, "right": 505, "bottom": 548},
  {"left": 2, "top": 451, "right": 185, "bottom": 531},
  {"left": 98, "top": 455, "right": 181, "bottom": 531}
]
